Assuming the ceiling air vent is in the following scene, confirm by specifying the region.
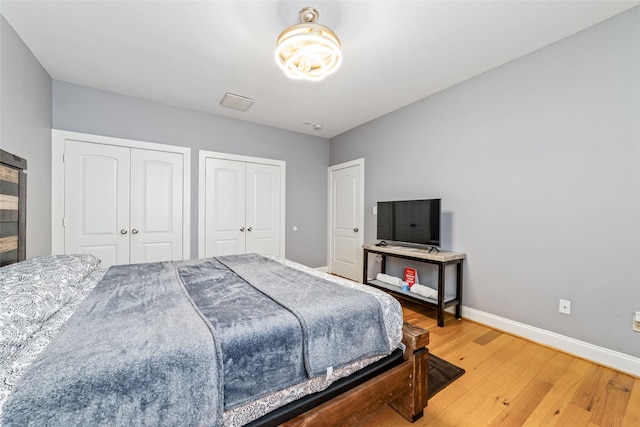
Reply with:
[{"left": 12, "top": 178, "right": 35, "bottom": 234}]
[{"left": 219, "top": 92, "right": 255, "bottom": 112}]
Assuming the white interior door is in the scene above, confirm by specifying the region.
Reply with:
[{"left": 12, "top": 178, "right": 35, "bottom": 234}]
[
  {"left": 64, "top": 141, "right": 130, "bottom": 267},
  {"left": 245, "top": 162, "right": 281, "bottom": 255},
  {"left": 204, "top": 158, "right": 247, "bottom": 256},
  {"left": 129, "top": 149, "right": 184, "bottom": 264},
  {"left": 328, "top": 160, "right": 364, "bottom": 282}
]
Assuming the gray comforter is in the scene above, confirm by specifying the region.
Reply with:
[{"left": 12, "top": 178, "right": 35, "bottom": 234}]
[
  {"left": 3, "top": 254, "right": 391, "bottom": 426},
  {"left": 2, "top": 261, "right": 223, "bottom": 427}
]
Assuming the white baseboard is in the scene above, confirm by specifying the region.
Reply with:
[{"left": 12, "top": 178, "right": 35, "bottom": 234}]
[
  {"left": 316, "top": 266, "right": 328, "bottom": 273},
  {"left": 462, "top": 306, "right": 640, "bottom": 378}
]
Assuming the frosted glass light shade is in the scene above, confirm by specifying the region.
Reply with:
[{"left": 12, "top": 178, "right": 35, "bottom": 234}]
[{"left": 275, "top": 15, "right": 341, "bottom": 81}]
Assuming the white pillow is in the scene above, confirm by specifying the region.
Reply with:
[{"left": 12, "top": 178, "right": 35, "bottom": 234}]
[{"left": 0, "top": 254, "right": 101, "bottom": 289}]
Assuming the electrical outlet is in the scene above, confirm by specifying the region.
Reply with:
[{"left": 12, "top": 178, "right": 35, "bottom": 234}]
[
  {"left": 559, "top": 299, "right": 571, "bottom": 315},
  {"left": 373, "top": 206, "right": 377, "bottom": 215},
  {"left": 633, "top": 312, "right": 640, "bottom": 333}
]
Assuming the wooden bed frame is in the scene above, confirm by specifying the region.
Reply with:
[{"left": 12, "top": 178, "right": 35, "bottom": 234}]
[
  {"left": 284, "top": 322, "right": 430, "bottom": 426},
  {"left": 0, "top": 149, "right": 27, "bottom": 266},
  {"left": 1, "top": 148, "right": 429, "bottom": 425}
]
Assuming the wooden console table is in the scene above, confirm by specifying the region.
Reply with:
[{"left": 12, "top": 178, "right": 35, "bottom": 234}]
[{"left": 362, "top": 244, "right": 466, "bottom": 327}]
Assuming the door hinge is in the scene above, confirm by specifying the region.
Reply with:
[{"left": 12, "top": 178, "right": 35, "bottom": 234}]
[{"left": 62, "top": 217, "right": 66, "bottom": 227}]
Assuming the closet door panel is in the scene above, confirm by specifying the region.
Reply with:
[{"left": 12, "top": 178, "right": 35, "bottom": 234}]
[
  {"left": 130, "top": 149, "right": 184, "bottom": 264},
  {"left": 205, "top": 158, "right": 246, "bottom": 256},
  {"left": 245, "top": 163, "right": 281, "bottom": 256},
  {"left": 64, "top": 141, "right": 130, "bottom": 267}
]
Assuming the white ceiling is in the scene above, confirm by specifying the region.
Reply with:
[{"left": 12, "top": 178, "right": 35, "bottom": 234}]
[{"left": 2, "top": 1, "right": 638, "bottom": 138}]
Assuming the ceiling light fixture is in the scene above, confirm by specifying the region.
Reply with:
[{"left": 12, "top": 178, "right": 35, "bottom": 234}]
[{"left": 275, "top": 7, "right": 342, "bottom": 81}]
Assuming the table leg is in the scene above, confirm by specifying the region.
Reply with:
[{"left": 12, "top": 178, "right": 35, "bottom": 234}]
[
  {"left": 362, "top": 250, "right": 368, "bottom": 284},
  {"left": 437, "top": 263, "right": 445, "bottom": 327},
  {"left": 456, "top": 260, "right": 463, "bottom": 319}
]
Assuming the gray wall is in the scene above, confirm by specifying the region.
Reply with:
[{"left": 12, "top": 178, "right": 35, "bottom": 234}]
[
  {"left": 52, "top": 81, "right": 329, "bottom": 267},
  {"left": 0, "top": 15, "right": 52, "bottom": 258},
  {"left": 330, "top": 8, "right": 640, "bottom": 357}
]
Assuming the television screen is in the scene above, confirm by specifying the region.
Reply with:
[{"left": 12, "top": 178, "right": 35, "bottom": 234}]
[{"left": 377, "top": 199, "right": 441, "bottom": 247}]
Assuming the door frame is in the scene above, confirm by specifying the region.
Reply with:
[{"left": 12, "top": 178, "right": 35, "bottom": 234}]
[
  {"left": 198, "top": 150, "right": 286, "bottom": 258},
  {"left": 51, "top": 130, "right": 191, "bottom": 258},
  {"left": 327, "top": 158, "right": 365, "bottom": 282}
]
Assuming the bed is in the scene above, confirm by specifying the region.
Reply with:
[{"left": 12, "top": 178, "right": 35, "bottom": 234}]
[{"left": 0, "top": 151, "right": 430, "bottom": 427}]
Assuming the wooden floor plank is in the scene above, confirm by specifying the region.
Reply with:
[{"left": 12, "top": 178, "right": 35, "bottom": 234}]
[
  {"left": 531, "top": 349, "right": 573, "bottom": 385},
  {"left": 488, "top": 379, "right": 554, "bottom": 427},
  {"left": 589, "top": 371, "right": 635, "bottom": 427},
  {"left": 427, "top": 378, "right": 499, "bottom": 426},
  {"left": 621, "top": 379, "right": 640, "bottom": 427},
  {"left": 473, "top": 329, "right": 503, "bottom": 346},
  {"left": 522, "top": 357, "right": 593, "bottom": 427},
  {"left": 554, "top": 402, "right": 593, "bottom": 426},
  {"left": 571, "top": 362, "right": 607, "bottom": 413}
]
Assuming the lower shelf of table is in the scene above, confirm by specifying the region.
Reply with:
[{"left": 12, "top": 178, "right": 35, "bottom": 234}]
[{"left": 365, "top": 279, "right": 460, "bottom": 310}]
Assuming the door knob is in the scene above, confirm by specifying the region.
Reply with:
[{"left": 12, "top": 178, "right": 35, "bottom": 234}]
[
  {"left": 240, "top": 227, "right": 245, "bottom": 232},
  {"left": 247, "top": 227, "right": 253, "bottom": 232},
  {"left": 131, "top": 229, "right": 139, "bottom": 234},
  {"left": 120, "top": 229, "right": 128, "bottom": 234},
  {"left": 353, "top": 227, "right": 359, "bottom": 232}
]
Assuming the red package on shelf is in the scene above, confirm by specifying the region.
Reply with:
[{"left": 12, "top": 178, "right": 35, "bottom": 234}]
[{"left": 404, "top": 268, "right": 417, "bottom": 288}]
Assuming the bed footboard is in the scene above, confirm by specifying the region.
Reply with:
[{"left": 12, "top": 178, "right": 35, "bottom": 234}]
[
  {"left": 283, "top": 321, "right": 429, "bottom": 426},
  {"left": 389, "top": 321, "right": 430, "bottom": 421}
]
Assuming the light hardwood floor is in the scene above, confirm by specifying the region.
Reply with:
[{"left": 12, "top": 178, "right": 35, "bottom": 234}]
[{"left": 362, "top": 300, "right": 640, "bottom": 427}]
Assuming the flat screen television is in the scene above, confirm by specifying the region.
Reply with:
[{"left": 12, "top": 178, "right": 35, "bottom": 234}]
[{"left": 376, "top": 199, "right": 441, "bottom": 247}]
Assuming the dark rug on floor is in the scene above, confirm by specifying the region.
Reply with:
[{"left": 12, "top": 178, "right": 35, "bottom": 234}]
[{"left": 428, "top": 354, "right": 465, "bottom": 399}]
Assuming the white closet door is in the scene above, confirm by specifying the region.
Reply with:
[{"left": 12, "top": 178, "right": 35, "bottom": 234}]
[
  {"left": 245, "top": 162, "right": 281, "bottom": 256},
  {"left": 129, "top": 149, "right": 184, "bottom": 264},
  {"left": 64, "top": 141, "right": 130, "bottom": 267},
  {"left": 204, "top": 158, "right": 246, "bottom": 256}
]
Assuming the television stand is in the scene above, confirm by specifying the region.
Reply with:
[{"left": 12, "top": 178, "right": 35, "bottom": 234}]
[{"left": 362, "top": 244, "right": 465, "bottom": 327}]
